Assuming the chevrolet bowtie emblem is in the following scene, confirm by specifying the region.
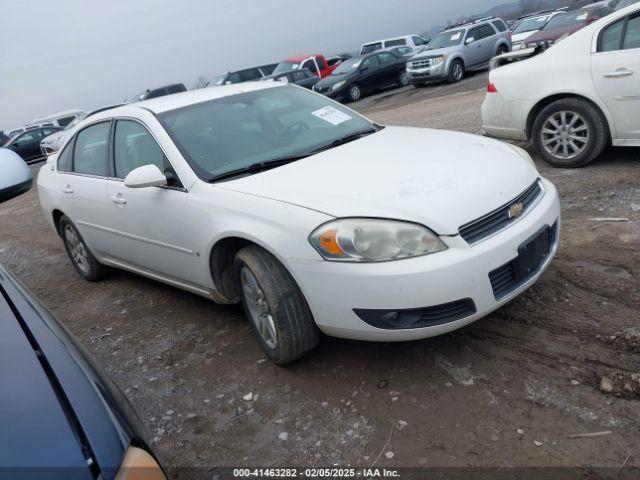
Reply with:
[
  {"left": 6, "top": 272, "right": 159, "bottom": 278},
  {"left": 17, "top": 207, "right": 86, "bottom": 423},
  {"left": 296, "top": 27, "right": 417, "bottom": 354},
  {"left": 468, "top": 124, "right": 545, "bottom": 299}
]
[{"left": 508, "top": 202, "right": 524, "bottom": 219}]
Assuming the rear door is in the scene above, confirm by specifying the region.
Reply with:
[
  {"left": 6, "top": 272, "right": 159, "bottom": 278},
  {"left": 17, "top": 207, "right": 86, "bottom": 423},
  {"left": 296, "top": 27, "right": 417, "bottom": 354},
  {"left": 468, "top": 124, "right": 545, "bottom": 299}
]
[
  {"left": 55, "top": 121, "right": 113, "bottom": 255},
  {"left": 358, "top": 55, "right": 382, "bottom": 93},
  {"left": 592, "top": 12, "right": 640, "bottom": 141},
  {"left": 376, "top": 52, "right": 401, "bottom": 85}
]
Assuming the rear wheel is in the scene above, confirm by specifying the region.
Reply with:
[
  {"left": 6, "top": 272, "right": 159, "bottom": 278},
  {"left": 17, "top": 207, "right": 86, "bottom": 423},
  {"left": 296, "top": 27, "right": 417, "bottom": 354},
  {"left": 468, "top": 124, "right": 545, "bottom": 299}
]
[
  {"left": 347, "top": 83, "right": 362, "bottom": 102},
  {"left": 531, "top": 98, "right": 608, "bottom": 168},
  {"left": 447, "top": 60, "right": 464, "bottom": 83},
  {"left": 60, "top": 216, "right": 107, "bottom": 281},
  {"left": 235, "top": 246, "right": 319, "bottom": 364},
  {"left": 496, "top": 44, "right": 509, "bottom": 56}
]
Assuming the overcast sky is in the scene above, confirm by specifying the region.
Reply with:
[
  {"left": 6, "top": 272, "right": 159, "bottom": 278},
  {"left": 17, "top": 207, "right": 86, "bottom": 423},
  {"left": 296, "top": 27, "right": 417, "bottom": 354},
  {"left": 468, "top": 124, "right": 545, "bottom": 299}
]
[{"left": 1, "top": 0, "right": 497, "bottom": 129}]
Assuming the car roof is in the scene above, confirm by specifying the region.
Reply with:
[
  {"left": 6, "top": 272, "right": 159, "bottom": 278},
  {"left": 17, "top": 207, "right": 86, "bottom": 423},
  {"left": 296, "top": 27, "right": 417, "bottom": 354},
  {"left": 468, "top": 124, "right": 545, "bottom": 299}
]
[
  {"left": 362, "top": 35, "right": 413, "bottom": 45},
  {"left": 283, "top": 54, "right": 322, "bottom": 62},
  {"left": 88, "top": 81, "right": 285, "bottom": 121}
]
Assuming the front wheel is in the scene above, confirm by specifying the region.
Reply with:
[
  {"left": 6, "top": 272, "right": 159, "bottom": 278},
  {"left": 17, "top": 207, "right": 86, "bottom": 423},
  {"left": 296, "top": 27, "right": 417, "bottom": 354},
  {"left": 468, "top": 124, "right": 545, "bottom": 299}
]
[
  {"left": 398, "top": 71, "right": 410, "bottom": 87},
  {"left": 447, "top": 60, "right": 464, "bottom": 83},
  {"left": 531, "top": 98, "right": 608, "bottom": 168},
  {"left": 347, "top": 83, "right": 362, "bottom": 102},
  {"left": 60, "top": 216, "right": 107, "bottom": 281},
  {"left": 235, "top": 246, "right": 319, "bottom": 364}
]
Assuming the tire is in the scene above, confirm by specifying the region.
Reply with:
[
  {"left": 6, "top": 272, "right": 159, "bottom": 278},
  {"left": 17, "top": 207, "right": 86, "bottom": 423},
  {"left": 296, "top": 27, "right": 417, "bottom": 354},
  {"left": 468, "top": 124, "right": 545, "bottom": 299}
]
[
  {"left": 496, "top": 45, "right": 509, "bottom": 56},
  {"left": 447, "top": 59, "right": 464, "bottom": 83},
  {"left": 59, "top": 215, "right": 107, "bottom": 281},
  {"left": 531, "top": 98, "right": 608, "bottom": 168},
  {"left": 347, "top": 83, "right": 362, "bottom": 102},
  {"left": 398, "top": 71, "right": 410, "bottom": 87},
  {"left": 235, "top": 246, "right": 319, "bottom": 364}
]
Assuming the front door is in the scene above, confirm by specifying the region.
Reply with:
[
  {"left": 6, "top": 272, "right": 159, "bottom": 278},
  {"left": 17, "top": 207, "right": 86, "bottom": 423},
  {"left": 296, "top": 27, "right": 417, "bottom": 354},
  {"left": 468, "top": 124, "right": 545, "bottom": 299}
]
[
  {"left": 591, "top": 13, "right": 640, "bottom": 141},
  {"left": 464, "top": 27, "right": 485, "bottom": 67},
  {"left": 104, "top": 119, "right": 199, "bottom": 284}
]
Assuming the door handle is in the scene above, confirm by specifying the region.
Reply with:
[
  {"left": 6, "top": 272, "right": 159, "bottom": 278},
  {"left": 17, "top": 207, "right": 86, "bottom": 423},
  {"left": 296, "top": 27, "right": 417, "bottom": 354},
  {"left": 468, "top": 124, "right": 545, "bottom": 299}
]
[
  {"left": 604, "top": 68, "right": 633, "bottom": 78},
  {"left": 110, "top": 195, "right": 127, "bottom": 205},
  {"left": 61, "top": 185, "right": 74, "bottom": 194}
]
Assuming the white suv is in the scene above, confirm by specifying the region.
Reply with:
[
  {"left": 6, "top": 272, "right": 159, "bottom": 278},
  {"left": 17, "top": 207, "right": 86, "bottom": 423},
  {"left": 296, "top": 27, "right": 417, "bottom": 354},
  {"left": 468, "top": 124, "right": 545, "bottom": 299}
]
[
  {"left": 38, "top": 83, "right": 560, "bottom": 363},
  {"left": 482, "top": 3, "right": 640, "bottom": 167},
  {"left": 360, "top": 35, "right": 429, "bottom": 55}
]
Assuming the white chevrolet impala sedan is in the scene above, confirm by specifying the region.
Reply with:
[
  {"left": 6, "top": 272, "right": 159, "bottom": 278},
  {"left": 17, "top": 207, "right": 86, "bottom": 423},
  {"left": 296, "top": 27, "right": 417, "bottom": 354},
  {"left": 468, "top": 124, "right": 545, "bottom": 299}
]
[{"left": 38, "top": 83, "right": 560, "bottom": 363}]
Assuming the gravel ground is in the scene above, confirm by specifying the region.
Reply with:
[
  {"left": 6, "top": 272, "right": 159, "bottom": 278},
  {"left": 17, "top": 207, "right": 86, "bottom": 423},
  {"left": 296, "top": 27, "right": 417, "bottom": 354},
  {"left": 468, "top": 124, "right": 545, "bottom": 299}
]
[{"left": 1, "top": 72, "right": 639, "bottom": 476}]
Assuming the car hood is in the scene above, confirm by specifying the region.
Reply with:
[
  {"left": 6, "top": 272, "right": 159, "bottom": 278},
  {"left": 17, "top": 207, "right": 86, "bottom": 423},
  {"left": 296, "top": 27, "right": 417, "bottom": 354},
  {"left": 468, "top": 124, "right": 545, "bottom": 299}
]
[
  {"left": 41, "top": 130, "right": 70, "bottom": 146},
  {"left": 316, "top": 72, "right": 354, "bottom": 87},
  {"left": 525, "top": 24, "right": 583, "bottom": 43},
  {"left": 511, "top": 30, "right": 538, "bottom": 43},
  {"left": 411, "top": 45, "right": 460, "bottom": 60},
  {"left": 216, "top": 127, "right": 538, "bottom": 235}
]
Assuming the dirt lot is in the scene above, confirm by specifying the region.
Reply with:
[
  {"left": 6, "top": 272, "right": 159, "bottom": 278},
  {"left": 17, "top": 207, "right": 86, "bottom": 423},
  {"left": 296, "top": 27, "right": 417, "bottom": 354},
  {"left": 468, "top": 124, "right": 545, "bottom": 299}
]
[{"left": 1, "top": 73, "right": 639, "bottom": 475}]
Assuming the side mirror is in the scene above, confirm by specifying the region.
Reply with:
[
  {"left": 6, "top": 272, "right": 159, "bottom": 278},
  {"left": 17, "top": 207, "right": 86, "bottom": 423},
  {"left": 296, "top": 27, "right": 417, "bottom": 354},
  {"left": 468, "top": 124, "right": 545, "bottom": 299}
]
[
  {"left": 360, "top": 66, "right": 369, "bottom": 73},
  {"left": 11, "top": 141, "right": 20, "bottom": 148},
  {"left": 0, "top": 149, "right": 33, "bottom": 204},
  {"left": 124, "top": 164, "right": 167, "bottom": 189},
  {"left": 465, "top": 37, "right": 475, "bottom": 45}
]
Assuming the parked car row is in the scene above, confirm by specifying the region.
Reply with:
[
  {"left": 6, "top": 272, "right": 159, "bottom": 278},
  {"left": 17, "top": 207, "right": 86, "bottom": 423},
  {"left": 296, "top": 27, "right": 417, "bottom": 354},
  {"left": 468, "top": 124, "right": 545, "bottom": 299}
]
[{"left": 482, "top": 2, "right": 640, "bottom": 167}]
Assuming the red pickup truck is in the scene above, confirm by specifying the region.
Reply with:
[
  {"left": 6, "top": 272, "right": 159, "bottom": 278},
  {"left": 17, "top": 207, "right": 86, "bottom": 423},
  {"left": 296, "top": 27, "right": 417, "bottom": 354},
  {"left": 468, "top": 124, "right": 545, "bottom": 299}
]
[{"left": 272, "top": 54, "right": 341, "bottom": 79}]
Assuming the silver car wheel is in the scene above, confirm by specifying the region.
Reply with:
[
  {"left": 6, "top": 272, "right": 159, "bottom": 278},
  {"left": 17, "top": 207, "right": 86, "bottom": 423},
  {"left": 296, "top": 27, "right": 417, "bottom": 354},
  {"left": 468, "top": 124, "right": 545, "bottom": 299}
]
[
  {"left": 399, "top": 71, "right": 410, "bottom": 86},
  {"left": 240, "top": 267, "right": 278, "bottom": 349},
  {"left": 64, "top": 225, "right": 90, "bottom": 275},
  {"left": 541, "top": 110, "right": 590, "bottom": 160},
  {"left": 453, "top": 63, "right": 463, "bottom": 81},
  {"left": 349, "top": 85, "right": 361, "bottom": 101}
]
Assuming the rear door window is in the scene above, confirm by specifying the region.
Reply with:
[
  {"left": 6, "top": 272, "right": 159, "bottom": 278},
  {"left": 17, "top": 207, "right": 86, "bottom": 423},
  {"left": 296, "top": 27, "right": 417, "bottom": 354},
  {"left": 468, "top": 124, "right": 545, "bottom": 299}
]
[
  {"left": 623, "top": 14, "right": 640, "bottom": 50},
  {"left": 377, "top": 52, "right": 396, "bottom": 65},
  {"left": 361, "top": 42, "right": 383, "bottom": 54},
  {"left": 599, "top": 17, "right": 625, "bottom": 51},
  {"left": 73, "top": 122, "right": 110, "bottom": 176},
  {"left": 384, "top": 39, "right": 407, "bottom": 47},
  {"left": 478, "top": 24, "right": 497, "bottom": 39},
  {"left": 491, "top": 20, "right": 507, "bottom": 32}
]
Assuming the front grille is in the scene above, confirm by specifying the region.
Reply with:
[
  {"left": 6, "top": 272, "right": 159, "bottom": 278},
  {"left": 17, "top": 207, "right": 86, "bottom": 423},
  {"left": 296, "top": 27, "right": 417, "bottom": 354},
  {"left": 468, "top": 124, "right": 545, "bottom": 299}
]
[
  {"left": 459, "top": 181, "right": 543, "bottom": 245},
  {"left": 489, "top": 222, "right": 558, "bottom": 300},
  {"left": 409, "top": 59, "right": 431, "bottom": 69},
  {"left": 354, "top": 298, "right": 476, "bottom": 330}
]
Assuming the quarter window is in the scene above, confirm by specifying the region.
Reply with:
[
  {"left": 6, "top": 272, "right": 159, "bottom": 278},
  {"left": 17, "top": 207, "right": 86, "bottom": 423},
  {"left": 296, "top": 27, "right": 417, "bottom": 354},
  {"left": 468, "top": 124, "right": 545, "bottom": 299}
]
[
  {"left": 73, "top": 122, "right": 110, "bottom": 176},
  {"left": 114, "top": 120, "right": 167, "bottom": 179},
  {"left": 492, "top": 20, "right": 507, "bottom": 32},
  {"left": 599, "top": 18, "right": 625, "bottom": 51},
  {"left": 57, "top": 142, "right": 73, "bottom": 172}
]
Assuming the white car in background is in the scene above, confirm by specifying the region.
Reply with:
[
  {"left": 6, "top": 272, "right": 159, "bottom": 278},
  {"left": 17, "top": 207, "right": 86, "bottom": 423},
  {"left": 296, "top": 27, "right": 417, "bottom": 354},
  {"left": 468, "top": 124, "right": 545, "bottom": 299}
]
[
  {"left": 482, "top": 3, "right": 640, "bottom": 167},
  {"left": 510, "top": 11, "right": 566, "bottom": 50},
  {"left": 360, "top": 35, "right": 429, "bottom": 55},
  {"left": 38, "top": 83, "right": 560, "bottom": 364}
]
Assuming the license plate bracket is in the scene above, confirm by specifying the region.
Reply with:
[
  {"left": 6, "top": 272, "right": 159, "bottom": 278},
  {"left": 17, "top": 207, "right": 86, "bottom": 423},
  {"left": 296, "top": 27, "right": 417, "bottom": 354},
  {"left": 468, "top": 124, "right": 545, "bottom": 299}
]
[{"left": 513, "top": 226, "right": 551, "bottom": 281}]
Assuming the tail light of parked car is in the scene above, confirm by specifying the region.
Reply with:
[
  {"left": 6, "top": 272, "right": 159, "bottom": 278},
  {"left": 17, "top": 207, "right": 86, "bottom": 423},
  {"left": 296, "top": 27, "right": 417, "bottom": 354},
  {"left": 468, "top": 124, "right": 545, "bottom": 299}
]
[{"left": 487, "top": 82, "right": 498, "bottom": 93}]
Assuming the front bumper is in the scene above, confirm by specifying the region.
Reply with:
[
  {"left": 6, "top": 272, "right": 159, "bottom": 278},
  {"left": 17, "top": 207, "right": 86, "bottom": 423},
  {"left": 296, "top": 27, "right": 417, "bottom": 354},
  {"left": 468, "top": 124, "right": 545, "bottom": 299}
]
[
  {"left": 407, "top": 63, "right": 447, "bottom": 83},
  {"left": 314, "top": 85, "right": 346, "bottom": 100},
  {"left": 290, "top": 177, "right": 560, "bottom": 341}
]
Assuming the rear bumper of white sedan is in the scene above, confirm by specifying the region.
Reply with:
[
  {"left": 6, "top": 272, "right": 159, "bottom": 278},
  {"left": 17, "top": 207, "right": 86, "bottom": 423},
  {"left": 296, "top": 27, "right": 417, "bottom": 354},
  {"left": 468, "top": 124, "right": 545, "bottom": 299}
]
[
  {"left": 481, "top": 92, "right": 535, "bottom": 142},
  {"left": 291, "top": 177, "right": 560, "bottom": 341}
]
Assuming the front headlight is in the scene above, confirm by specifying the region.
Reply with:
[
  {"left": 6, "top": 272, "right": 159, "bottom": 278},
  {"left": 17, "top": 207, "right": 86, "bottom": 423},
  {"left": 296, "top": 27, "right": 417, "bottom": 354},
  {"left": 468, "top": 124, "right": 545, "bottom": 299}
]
[
  {"left": 431, "top": 55, "right": 446, "bottom": 66},
  {"left": 309, "top": 218, "right": 448, "bottom": 262},
  {"left": 332, "top": 81, "right": 346, "bottom": 91}
]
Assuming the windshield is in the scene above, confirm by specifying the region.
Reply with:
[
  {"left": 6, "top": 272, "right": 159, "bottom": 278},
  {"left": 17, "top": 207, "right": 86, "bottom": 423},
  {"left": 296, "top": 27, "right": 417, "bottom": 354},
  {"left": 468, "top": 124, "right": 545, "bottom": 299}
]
[
  {"left": 331, "top": 57, "right": 363, "bottom": 75},
  {"left": 272, "top": 62, "right": 299, "bottom": 75},
  {"left": 428, "top": 29, "right": 464, "bottom": 49},
  {"left": 513, "top": 15, "right": 551, "bottom": 34},
  {"left": 545, "top": 12, "right": 588, "bottom": 30},
  {"left": 158, "top": 85, "right": 375, "bottom": 180}
]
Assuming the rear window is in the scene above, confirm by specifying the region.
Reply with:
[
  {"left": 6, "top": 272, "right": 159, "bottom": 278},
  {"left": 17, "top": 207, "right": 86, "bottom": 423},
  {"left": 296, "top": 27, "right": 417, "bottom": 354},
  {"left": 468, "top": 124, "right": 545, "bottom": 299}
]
[
  {"left": 492, "top": 19, "right": 508, "bottom": 32},
  {"left": 361, "top": 42, "right": 383, "bottom": 54},
  {"left": 384, "top": 39, "right": 407, "bottom": 47}
]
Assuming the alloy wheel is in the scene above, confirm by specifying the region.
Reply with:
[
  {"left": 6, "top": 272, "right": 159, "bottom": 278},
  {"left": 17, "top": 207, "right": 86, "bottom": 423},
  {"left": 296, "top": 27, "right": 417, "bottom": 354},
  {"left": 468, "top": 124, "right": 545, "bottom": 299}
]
[
  {"left": 349, "top": 85, "right": 361, "bottom": 101},
  {"left": 64, "top": 225, "right": 90, "bottom": 275},
  {"left": 240, "top": 267, "right": 278, "bottom": 349},
  {"left": 453, "top": 63, "right": 463, "bottom": 81},
  {"left": 540, "top": 111, "right": 589, "bottom": 161}
]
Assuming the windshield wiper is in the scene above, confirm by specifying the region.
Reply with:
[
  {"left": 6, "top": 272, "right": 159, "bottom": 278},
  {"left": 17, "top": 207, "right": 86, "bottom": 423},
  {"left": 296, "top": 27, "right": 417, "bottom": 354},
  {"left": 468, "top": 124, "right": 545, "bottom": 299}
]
[
  {"left": 210, "top": 154, "right": 309, "bottom": 182},
  {"left": 307, "top": 128, "right": 378, "bottom": 155}
]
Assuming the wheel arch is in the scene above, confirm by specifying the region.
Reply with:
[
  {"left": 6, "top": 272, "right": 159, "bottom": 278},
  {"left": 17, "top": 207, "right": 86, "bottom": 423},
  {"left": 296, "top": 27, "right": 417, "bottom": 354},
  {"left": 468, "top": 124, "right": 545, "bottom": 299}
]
[
  {"left": 52, "top": 209, "right": 65, "bottom": 236},
  {"left": 526, "top": 93, "right": 612, "bottom": 141}
]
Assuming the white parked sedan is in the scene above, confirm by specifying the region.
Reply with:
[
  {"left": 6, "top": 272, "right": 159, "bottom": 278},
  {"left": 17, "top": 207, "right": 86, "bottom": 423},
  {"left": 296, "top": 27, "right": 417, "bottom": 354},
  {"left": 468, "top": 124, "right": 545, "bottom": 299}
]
[
  {"left": 38, "top": 83, "right": 560, "bottom": 363},
  {"left": 482, "top": 3, "right": 640, "bottom": 168}
]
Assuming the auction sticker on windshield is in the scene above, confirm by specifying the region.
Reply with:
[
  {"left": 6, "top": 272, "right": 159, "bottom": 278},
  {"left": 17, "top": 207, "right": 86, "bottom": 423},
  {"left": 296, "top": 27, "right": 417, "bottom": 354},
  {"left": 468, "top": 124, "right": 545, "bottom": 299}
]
[
  {"left": 312, "top": 106, "right": 352, "bottom": 126},
  {"left": 451, "top": 32, "right": 461, "bottom": 40}
]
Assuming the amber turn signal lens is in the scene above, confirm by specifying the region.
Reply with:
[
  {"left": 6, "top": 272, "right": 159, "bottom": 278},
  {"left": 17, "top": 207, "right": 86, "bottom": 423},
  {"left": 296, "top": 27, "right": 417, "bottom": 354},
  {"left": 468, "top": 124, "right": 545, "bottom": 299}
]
[
  {"left": 318, "top": 229, "right": 343, "bottom": 255},
  {"left": 115, "top": 446, "right": 167, "bottom": 480}
]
